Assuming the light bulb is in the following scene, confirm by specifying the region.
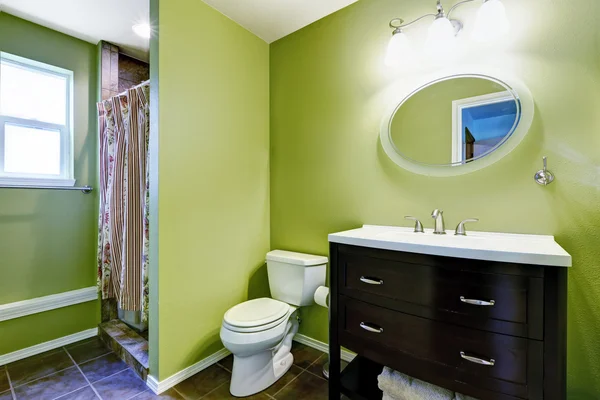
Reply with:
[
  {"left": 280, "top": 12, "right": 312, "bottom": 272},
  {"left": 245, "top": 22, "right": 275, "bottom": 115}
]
[
  {"left": 385, "top": 31, "right": 414, "bottom": 67},
  {"left": 472, "top": 0, "right": 510, "bottom": 42},
  {"left": 425, "top": 17, "right": 457, "bottom": 59},
  {"left": 132, "top": 23, "right": 152, "bottom": 39}
]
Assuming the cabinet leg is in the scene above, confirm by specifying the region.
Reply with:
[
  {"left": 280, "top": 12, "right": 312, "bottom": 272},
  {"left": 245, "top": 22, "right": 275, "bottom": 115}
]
[{"left": 328, "top": 344, "right": 341, "bottom": 398}]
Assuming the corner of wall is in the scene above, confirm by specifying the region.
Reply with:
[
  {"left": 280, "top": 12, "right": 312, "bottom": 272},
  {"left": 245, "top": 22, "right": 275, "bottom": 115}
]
[{"left": 148, "top": 0, "right": 161, "bottom": 381}]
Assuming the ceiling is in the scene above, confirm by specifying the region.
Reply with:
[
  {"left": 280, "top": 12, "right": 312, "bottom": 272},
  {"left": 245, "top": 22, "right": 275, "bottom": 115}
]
[
  {"left": 202, "top": 0, "right": 358, "bottom": 43},
  {"left": 0, "top": 0, "right": 150, "bottom": 61},
  {"left": 0, "top": 0, "right": 359, "bottom": 60}
]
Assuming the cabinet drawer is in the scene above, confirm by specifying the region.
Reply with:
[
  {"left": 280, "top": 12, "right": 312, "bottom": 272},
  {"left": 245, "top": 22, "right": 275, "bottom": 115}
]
[
  {"left": 340, "top": 253, "right": 543, "bottom": 339},
  {"left": 340, "top": 297, "right": 543, "bottom": 399}
]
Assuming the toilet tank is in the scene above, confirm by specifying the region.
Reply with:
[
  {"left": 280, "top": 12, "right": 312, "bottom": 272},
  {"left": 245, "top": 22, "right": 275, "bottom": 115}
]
[{"left": 266, "top": 250, "right": 327, "bottom": 307}]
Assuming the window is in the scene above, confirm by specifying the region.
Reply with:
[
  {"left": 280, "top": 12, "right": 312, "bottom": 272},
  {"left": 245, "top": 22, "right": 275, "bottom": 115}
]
[
  {"left": 0, "top": 52, "right": 74, "bottom": 186},
  {"left": 451, "top": 91, "right": 519, "bottom": 164}
]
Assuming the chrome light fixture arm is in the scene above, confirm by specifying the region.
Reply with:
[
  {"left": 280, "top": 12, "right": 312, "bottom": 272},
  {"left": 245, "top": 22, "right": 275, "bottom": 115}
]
[
  {"left": 389, "top": 14, "right": 438, "bottom": 33},
  {"left": 388, "top": 0, "right": 486, "bottom": 35},
  {"left": 447, "top": 0, "right": 479, "bottom": 19}
]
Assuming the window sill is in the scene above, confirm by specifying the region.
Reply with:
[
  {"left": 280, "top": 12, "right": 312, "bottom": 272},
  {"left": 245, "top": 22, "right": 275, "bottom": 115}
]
[{"left": 0, "top": 177, "right": 76, "bottom": 188}]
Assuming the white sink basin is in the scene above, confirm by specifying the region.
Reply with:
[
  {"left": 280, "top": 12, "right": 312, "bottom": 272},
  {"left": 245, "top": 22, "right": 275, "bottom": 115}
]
[{"left": 329, "top": 225, "right": 572, "bottom": 267}]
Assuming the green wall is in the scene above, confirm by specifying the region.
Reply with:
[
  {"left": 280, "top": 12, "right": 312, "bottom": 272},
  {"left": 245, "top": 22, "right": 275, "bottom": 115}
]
[
  {"left": 270, "top": 0, "right": 600, "bottom": 398},
  {"left": 0, "top": 13, "right": 99, "bottom": 354},
  {"left": 153, "top": 0, "right": 270, "bottom": 380}
]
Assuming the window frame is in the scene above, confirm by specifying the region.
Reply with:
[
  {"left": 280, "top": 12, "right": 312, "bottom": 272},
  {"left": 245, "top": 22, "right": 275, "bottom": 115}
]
[
  {"left": 0, "top": 52, "right": 75, "bottom": 187},
  {"left": 451, "top": 91, "right": 518, "bottom": 165}
]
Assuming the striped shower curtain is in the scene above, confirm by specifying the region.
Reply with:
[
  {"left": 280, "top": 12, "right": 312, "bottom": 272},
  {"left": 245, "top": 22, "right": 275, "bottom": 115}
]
[{"left": 97, "top": 83, "right": 150, "bottom": 323}]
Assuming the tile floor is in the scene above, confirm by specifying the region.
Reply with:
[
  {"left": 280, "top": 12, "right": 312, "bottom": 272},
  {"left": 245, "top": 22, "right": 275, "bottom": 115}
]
[{"left": 0, "top": 338, "right": 331, "bottom": 400}]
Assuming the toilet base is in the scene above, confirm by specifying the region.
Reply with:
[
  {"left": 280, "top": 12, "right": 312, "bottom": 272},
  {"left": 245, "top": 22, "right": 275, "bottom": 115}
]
[
  {"left": 229, "top": 314, "right": 299, "bottom": 397},
  {"left": 230, "top": 351, "right": 293, "bottom": 397}
]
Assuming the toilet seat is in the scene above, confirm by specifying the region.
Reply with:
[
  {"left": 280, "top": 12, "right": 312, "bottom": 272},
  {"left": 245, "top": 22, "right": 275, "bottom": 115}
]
[
  {"left": 223, "top": 298, "right": 291, "bottom": 333},
  {"left": 220, "top": 306, "right": 298, "bottom": 358},
  {"left": 223, "top": 312, "right": 290, "bottom": 333}
]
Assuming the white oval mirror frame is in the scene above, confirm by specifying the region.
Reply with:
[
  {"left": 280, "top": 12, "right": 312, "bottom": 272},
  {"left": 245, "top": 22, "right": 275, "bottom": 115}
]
[{"left": 380, "top": 66, "right": 534, "bottom": 177}]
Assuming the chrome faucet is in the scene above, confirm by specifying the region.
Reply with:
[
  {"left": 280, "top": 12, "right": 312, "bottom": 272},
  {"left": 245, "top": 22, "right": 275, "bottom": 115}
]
[{"left": 431, "top": 209, "right": 446, "bottom": 235}]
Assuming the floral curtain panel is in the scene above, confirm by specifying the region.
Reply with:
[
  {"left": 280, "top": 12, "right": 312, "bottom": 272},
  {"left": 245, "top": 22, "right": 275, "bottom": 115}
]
[{"left": 97, "top": 84, "right": 150, "bottom": 323}]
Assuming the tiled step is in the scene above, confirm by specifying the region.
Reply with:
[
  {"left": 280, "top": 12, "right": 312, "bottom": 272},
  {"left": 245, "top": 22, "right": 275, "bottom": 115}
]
[{"left": 98, "top": 320, "right": 149, "bottom": 381}]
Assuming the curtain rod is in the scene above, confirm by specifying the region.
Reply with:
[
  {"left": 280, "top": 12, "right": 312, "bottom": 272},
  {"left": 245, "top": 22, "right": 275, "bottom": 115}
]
[
  {"left": 116, "top": 79, "right": 150, "bottom": 98},
  {"left": 0, "top": 185, "right": 93, "bottom": 194}
]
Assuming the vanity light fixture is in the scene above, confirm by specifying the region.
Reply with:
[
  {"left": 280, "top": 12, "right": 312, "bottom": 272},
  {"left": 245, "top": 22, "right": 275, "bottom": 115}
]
[
  {"left": 472, "top": 0, "right": 510, "bottom": 42},
  {"left": 385, "top": 0, "right": 510, "bottom": 66},
  {"left": 384, "top": 22, "right": 414, "bottom": 67}
]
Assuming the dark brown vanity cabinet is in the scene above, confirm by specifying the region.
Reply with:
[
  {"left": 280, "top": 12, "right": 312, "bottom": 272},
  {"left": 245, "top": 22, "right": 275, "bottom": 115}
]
[{"left": 328, "top": 244, "right": 567, "bottom": 400}]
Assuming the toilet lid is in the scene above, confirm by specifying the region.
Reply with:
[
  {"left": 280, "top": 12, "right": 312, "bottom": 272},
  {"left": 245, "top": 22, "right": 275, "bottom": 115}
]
[{"left": 224, "top": 298, "right": 290, "bottom": 328}]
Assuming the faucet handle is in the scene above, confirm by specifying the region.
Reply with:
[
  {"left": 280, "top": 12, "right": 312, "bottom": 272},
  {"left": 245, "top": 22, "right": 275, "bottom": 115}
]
[
  {"left": 455, "top": 218, "right": 479, "bottom": 236},
  {"left": 405, "top": 216, "right": 424, "bottom": 233}
]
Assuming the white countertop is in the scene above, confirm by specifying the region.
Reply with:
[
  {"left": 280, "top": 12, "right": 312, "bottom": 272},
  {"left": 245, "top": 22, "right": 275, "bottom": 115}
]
[{"left": 328, "top": 225, "right": 572, "bottom": 267}]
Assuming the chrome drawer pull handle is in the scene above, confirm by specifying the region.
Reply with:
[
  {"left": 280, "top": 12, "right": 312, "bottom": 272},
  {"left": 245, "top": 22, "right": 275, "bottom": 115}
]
[
  {"left": 360, "top": 276, "right": 384, "bottom": 285},
  {"left": 460, "top": 296, "right": 495, "bottom": 306},
  {"left": 460, "top": 351, "right": 495, "bottom": 366},
  {"left": 360, "top": 322, "right": 384, "bottom": 334}
]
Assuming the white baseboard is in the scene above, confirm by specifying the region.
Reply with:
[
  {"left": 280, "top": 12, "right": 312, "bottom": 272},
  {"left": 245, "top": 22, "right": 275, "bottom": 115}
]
[
  {"left": 0, "top": 286, "right": 98, "bottom": 322},
  {"left": 0, "top": 328, "right": 98, "bottom": 366},
  {"left": 294, "top": 333, "right": 355, "bottom": 362},
  {"left": 147, "top": 348, "right": 231, "bottom": 394},
  {"left": 147, "top": 334, "right": 354, "bottom": 395}
]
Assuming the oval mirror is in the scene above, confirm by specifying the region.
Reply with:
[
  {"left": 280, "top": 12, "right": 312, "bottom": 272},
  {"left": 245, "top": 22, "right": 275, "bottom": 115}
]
[{"left": 380, "top": 71, "right": 534, "bottom": 176}]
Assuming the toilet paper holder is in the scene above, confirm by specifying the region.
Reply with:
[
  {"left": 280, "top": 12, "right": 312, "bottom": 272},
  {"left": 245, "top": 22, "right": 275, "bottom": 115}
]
[{"left": 314, "top": 286, "right": 330, "bottom": 308}]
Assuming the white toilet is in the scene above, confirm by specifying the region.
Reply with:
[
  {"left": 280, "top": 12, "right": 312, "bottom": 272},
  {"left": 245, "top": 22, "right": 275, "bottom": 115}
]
[{"left": 220, "top": 250, "right": 327, "bottom": 397}]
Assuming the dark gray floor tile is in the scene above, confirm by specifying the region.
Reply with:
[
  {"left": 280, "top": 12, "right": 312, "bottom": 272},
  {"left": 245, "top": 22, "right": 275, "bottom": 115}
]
[
  {"left": 65, "top": 338, "right": 96, "bottom": 349},
  {"left": 306, "top": 354, "right": 328, "bottom": 379},
  {"left": 131, "top": 388, "right": 184, "bottom": 399},
  {"left": 0, "top": 390, "right": 13, "bottom": 400},
  {"left": 66, "top": 338, "right": 111, "bottom": 364},
  {"left": 0, "top": 366, "right": 9, "bottom": 393},
  {"left": 290, "top": 342, "right": 325, "bottom": 370},
  {"left": 174, "top": 364, "right": 230, "bottom": 400},
  {"left": 274, "top": 371, "right": 328, "bottom": 400},
  {"left": 306, "top": 354, "right": 348, "bottom": 379},
  {"left": 264, "top": 365, "right": 303, "bottom": 397},
  {"left": 13, "top": 366, "right": 87, "bottom": 400},
  {"left": 7, "top": 349, "right": 74, "bottom": 387},
  {"left": 54, "top": 386, "right": 99, "bottom": 399},
  {"left": 216, "top": 355, "right": 233, "bottom": 373},
  {"left": 79, "top": 353, "right": 128, "bottom": 383},
  {"left": 201, "top": 382, "right": 271, "bottom": 399},
  {"left": 92, "top": 369, "right": 147, "bottom": 399}
]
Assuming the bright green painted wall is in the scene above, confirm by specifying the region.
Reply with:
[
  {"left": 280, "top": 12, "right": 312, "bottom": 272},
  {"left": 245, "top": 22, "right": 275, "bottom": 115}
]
[
  {"left": 270, "top": 0, "right": 600, "bottom": 398},
  {"left": 0, "top": 13, "right": 99, "bottom": 354},
  {"left": 155, "top": 0, "right": 270, "bottom": 379},
  {"left": 0, "top": 303, "right": 100, "bottom": 355},
  {"left": 391, "top": 78, "right": 504, "bottom": 164}
]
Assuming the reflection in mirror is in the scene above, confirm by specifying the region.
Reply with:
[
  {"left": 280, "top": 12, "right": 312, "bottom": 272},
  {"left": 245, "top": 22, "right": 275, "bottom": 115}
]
[{"left": 389, "top": 76, "right": 521, "bottom": 166}]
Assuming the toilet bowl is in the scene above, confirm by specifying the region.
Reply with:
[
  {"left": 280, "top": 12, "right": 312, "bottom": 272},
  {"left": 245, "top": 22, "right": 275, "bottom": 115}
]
[{"left": 220, "top": 250, "right": 327, "bottom": 397}]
